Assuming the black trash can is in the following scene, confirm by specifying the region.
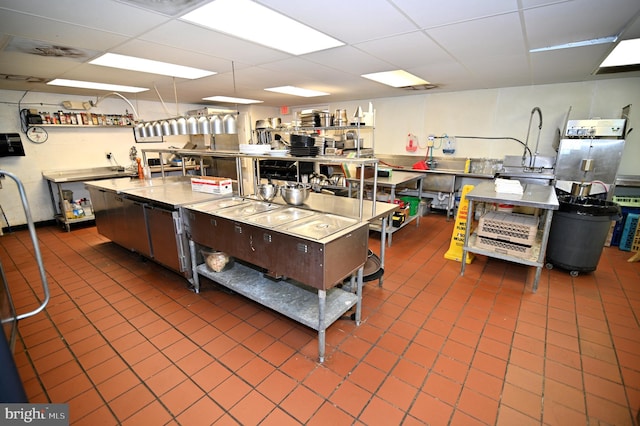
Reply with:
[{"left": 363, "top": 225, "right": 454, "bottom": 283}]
[{"left": 546, "top": 195, "right": 621, "bottom": 276}]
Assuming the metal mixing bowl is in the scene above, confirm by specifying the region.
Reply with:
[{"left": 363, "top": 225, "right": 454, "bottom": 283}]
[
  {"left": 280, "top": 183, "right": 311, "bottom": 206},
  {"left": 256, "top": 183, "right": 278, "bottom": 202}
]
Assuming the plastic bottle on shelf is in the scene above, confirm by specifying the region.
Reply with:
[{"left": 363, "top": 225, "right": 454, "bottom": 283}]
[{"left": 136, "top": 158, "right": 144, "bottom": 180}]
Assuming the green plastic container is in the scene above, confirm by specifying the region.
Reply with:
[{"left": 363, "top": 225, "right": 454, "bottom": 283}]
[{"left": 401, "top": 196, "right": 420, "bottom": 216}]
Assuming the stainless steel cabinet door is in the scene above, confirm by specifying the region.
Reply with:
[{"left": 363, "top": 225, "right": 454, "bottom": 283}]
[{"left": 146, "top": 206, "right": 181, "bottom": 272}]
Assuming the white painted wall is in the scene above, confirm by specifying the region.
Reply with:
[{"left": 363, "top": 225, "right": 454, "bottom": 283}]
[{"left": 0, "top": 76, "right": 638, "bottom": 227}]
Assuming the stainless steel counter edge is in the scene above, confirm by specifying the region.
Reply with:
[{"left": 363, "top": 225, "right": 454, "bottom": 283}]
[
  {"left": 142, "top": 148, "right": 380, "bottom": 165},
  {"left": 43, "top": 166, "right": 135, "bottom": 183},
  {"left": 616, "top": 175, "right": 640, "bottom": 187},
  {"left": 466, "top": 181, "right": 559, "bottom": 210}
]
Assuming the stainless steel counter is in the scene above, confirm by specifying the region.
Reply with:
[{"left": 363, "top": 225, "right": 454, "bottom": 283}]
[
  {"left": 83, "top": 175, "right": 187, "bottom": 193},
  {"left": 123, "top": 181, "right": 228, "bottom": 209},
  {"left": 464, "top": 181, "right": 559, "bottom": 210},
  {"left": 42, "top": 166, "right": 134, "bottom": 183}
]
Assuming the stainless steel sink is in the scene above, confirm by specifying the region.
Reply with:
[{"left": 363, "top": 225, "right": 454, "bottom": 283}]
[
  {"left": 280, "top": 213, "right": 358, "bottom": 240},
  {"left": 245, "top": 207, "right": 316, "bottom": 228}
]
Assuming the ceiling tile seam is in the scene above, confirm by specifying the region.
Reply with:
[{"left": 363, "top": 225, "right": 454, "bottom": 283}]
[{"left": 517, "top": 0, "right": 536, "bottom": 86}]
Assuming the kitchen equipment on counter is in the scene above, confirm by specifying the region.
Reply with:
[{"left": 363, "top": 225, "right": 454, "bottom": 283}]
[
  {"left": 334, "top": 109, "right": 348, "bottom": 126},
  {"left": 256, "top": 183, "right": 279, "bottom": 202},
  {"left": 555, "top": 116, "right": 627, "bottom": 199},
  {"left": 281, "top": 183, "right": 311, "bottom": 205}
]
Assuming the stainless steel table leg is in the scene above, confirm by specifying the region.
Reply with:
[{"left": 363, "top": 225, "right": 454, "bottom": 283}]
[
  {"left": 355, "top": 267, "right": 363, "bottom": 325},
  {"left": 189, "top": 239, "right": 200, "bottom": 293},
  {"left": 379, "top": 216, "right": 389, "bottom": 286},
  {"left": 533, "top": 209, "right": 555, "bottom": 293},
  {"left": 317, "top": 289, "right": 326, "bottom": 363}
]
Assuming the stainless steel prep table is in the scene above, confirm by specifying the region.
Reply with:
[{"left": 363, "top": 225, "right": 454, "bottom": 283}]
[
  {"left": 42, "top": 166, "right": 135, "bottom": 231},
  {"left": 85, "top": 177, "right": 228, "bottom": 276},
  {"left": 461, "top": 181, "right": 559, "bottom": 292},
  {"left": 348, "top": 171, "right": 423, "bottom": 246}
]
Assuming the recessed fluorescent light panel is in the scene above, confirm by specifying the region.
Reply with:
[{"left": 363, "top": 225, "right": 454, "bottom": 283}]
[
  {"left": 180, "top": 0, "right": 344, "bottom": 55},
  {"left": 529, "top": 35, "right": 617, "bottom": 53},
  {"left": 90, "top": 53, "right": 215, "bottom": 79},
  {"left": 47, "top": 78, "right": 149, "bottom": 93},
  {"left": 264, "top": 86, "right": 329, "bottom": 97},
  {"left": 599, "top": 38, "right": 640, "bottom": 67},
  {"left": 361, "top": 70, "right": 430, "bottom": 88},
  {"left": 202, "top": 96, "right": 263, "bottom": 104}
]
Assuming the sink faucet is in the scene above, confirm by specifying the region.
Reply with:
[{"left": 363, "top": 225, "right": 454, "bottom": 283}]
[{"left": 522, "top": 107, "right": 543, "bottom": 169}]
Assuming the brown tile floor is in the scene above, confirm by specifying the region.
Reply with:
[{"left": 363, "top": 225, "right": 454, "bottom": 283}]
[{"left": 1, "top": 213, "right": 639, "bottom": 425}]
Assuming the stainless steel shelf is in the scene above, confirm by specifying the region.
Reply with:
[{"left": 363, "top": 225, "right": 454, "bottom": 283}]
[
  {"left": 195, "top": 261, "right": 361, "bottom": 362},
  {"left": 29, "top": 124, "right": 133, "bottom": 128}
]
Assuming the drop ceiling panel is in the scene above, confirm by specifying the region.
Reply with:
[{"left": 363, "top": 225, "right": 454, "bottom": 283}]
[
  {"left": 530, "top": 45, "right": 614, "bottom": 82},
  {"left": 140, "top": 20, "right": 290, "bottom": 65},
  {"left": 426, "top": 12, "right": 525, "bottom": 61},
  {"left": 110, "top": 39, "right": 229, "bottom": 73},
  {"left": 389, "top": 0, "right": 519, "bottom": 28},
  {"left": 409, "top": 63, "right": 477, "bottom": 89},
  {"left": 524, "top": 0, "right": 640, "bottom": 49},
  {"left": 300, "top": 46, "right": 395, "bottom": 76},
  {"left": 0, "top": 0, "right": 171, "bottom": 35},
  {"left": 0, "top": 51, "right": 80, "bottom": 77},
  {"left": 0, "top": 10, "right": 128, "bottom": 51},
  {"left": 232, "top": 65, "right": 301, "bottom": 87},
  {"left": 257, "top": 0, "right": 418, "bottom": 44},
  {"left": 465, "top": 54, "right": 532, "bottom": 87},
  {"left": 354, "top": 31, "right": 453, "bottom": 70}
]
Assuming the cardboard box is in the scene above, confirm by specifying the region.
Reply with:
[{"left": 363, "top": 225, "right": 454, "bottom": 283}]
[
  {"left": 191, "top": 176, "right": 233, "bottom": 194},
  {"left": 355, "top": 166, "right": 375, "bottom": 179}
]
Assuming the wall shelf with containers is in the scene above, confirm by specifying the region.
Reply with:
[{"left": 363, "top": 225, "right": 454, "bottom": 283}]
[
  {"left": 24, "top": 110, "right": 135, "bottom": 127},
  {"left": 260, "top": 108, "right": 376, "bottom": 158}
]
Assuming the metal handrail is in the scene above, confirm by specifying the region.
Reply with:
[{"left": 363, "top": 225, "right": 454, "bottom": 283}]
[{"left": 0, "top": 170, "right": 50, "bottom": 321}]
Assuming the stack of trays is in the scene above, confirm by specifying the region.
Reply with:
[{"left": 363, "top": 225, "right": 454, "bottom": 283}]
[
  {"left": 289, "top": 146, "right": 320, "bottom": 157},
  {"left": 299, "top": 111, "right": 321, "bottom": 127},
  {"left": 476, "top": 211, "right": 539, "bottom": 257}
]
